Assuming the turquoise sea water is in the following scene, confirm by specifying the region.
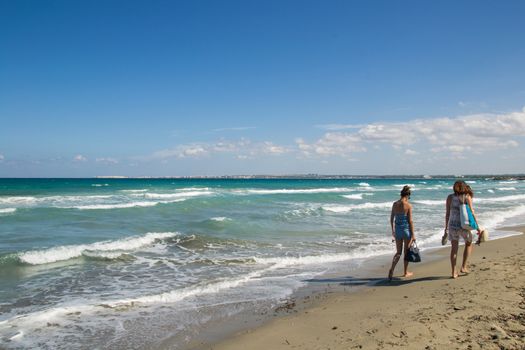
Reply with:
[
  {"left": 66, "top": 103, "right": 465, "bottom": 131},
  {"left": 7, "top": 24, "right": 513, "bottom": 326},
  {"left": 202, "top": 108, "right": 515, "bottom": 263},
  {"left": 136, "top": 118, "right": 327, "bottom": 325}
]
[{"left": 1, "top": 178, "right": 524, "bottom": 349}]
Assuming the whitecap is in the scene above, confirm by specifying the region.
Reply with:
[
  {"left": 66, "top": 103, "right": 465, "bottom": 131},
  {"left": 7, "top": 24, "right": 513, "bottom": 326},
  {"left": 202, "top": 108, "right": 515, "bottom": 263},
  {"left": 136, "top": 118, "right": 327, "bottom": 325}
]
[
  {"left": 393, "top": 184, "right": 415, "bottom": 188},
  {"left": 144, "top": 191, "right": 213, "bottom": 199},
  {"left": 466, "top": 181, "right": 477, "bottom": 184},
  {"left": 358, "top": 182, "right": 371, "bottom": 187},
  {"left": 499, "top": 180, "right": 518, "bottom": 184},
  {"left": 73, "top": 201, "right": 160, "bottom": 210},
  {"left": 236, "top": 188, "right": 354, "bottom": 195},
  {"left": 342, "top": 194, "right": 363, "bottom": 200},
  {"left": 178, "top": 187, "right": 211, "bottom": 191},
  {"left": 413, "top": 200, "right": 444, "bottom": 206},
  {"left": 120, "top": 189, "right": 148, "bottom": 193},
  {"left": 475, "top": 194, "right": 525, "bottom": 203},
  {"left": 18, "top": 232, "right": 179, "bottom": 265},
  {"left": 0, "top": 196, "right": 37, "bottom": 206},
  {"left": 0, "top": 208, "right": 17, "bottom": 214},
  {"left": 81, "top": 250, "right": 132, "bottom": 260},
  {"left": 497, "top": 187, "right": 517, "bottom": 191},
  {"left": 210, "top": 217, "right": 230, "bottom": 222},
  {"left": 322, "top": 202, "right": 391, "bottom": 213}
]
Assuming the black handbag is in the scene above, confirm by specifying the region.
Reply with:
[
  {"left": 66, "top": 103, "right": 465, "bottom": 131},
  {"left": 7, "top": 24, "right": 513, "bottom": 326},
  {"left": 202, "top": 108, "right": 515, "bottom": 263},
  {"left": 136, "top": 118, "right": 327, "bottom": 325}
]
[{"left": 405, "top": 241, "right": 421, "bottom": 263}]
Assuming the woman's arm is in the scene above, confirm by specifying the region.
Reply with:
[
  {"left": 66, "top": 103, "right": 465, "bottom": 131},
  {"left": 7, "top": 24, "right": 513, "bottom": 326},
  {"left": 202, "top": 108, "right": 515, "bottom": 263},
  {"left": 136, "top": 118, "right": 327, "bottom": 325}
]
[
  {"left": 444, "top": 195, "right": 452, "bottom": 236},
  {"left": 390, "top": 203, "right": 395, "bottom": 240},
  {"left": 408, "top": 205, "right": 415, "bottom": 243},
  {"left": 445, "top": 195, "right": 451, "bottom": 229}
]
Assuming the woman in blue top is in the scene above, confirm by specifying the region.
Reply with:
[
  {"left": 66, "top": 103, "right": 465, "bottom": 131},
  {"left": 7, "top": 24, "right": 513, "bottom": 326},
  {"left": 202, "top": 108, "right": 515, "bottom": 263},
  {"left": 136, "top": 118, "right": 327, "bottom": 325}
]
[{"left": 388, "top": 185, "right": 416, "bottom": 280}]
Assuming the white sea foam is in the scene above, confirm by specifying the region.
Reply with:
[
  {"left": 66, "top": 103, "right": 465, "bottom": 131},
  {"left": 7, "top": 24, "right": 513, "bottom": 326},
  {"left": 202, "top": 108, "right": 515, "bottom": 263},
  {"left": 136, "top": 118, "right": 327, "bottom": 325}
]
[
  {"left": 466, "top": 181, "right": 477, "bottom": 184},
  {"left": 121, "top": 189, "right": 148, "bottom": 193},
  {"left": 497, "top": 187, "right": 517, "bottom": 191},
  {"left": 413, "top": 200, "right": 444, "bottom": 206},
  {"left": 210, "top": 217, "right": 230, "bottom": 222},
  {"left": 0, "top": 196, "right": 37, "bottom": 206},
  {"left": 91, "top": 184, "right": 109, "bottom": 187},
  {"left": 18, "top": 232, "right": 178, "bottom": 265},
  {"left": 109, "top": 268, "right": 272, "bottom": 307},
  {"left": 144, "top": 191, "right": 213, "bottom": 199},
  {"left": 0, "top": 208, "right": 17, "bottom": 214},
  {"left": 81, "top": 250, "right": 130, "bottom": 260},
  {"left": 475, "top": 194, "right": 525, "bottom": 203},
  {"left": 499, "top": 180, "right": 518, "bottom": 184},
  {"left": 107, "top": 246, "right": 393, "bottom": 307},
  {"left": 254, "top": 247, "right": 392, "bottom": 267},
  {"left": 342, "top": 194, "right": 363, "bottom": 200},
  {"left": 73, "top": 201, "right": 161, "bottom": 210},
  {"left": 178, "top": 187, "right": 211, "bottom": 191},
  {"left": 393, "top": 184, "right": 415, "bottom": 188},
  {"left": 322, "top": 202, "right": 391, "bottom": 213},
  {"left": 236, "top": 188, "right": 354, "bottom": 195},
  {"left": 487, "top": 189, "right": 495, "bottom": 193},
  {"left": 0, "top": 266, "right": 274, "bottom": 334},
  {"left": 480, "top": 205, "right": 525, "bottom": 230},
  {"left": 358, "top": 182, "right": 371, "bottom": 187}
]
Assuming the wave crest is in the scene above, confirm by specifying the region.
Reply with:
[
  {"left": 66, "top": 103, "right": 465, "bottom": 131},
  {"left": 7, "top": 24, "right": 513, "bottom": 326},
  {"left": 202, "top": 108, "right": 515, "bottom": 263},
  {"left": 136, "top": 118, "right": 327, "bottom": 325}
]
[
  {"left": 17, "top": 232, "right": 179, "bottom": 265},
  {"left": 322, "top": 202, "right": 391, "bottom": 213}
]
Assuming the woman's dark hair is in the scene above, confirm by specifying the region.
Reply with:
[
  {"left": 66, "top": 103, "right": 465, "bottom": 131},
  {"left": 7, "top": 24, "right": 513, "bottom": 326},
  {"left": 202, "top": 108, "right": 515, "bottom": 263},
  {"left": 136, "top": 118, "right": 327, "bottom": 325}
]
[
  {"left": 400, "top": 185, "right": 411, "bottom": 198},
  {"left": 453, "top": 181, "right": 468, "bottom": 195},
  {"left": 466, "top": 184, "right": 474, "bottom": 198}
]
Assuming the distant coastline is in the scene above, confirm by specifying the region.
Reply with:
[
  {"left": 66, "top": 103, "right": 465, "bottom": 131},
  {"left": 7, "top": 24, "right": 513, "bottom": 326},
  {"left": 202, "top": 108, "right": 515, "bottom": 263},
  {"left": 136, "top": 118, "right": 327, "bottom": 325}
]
[{"left": 93, "top": 174, "right": 525, "bottom": 180}]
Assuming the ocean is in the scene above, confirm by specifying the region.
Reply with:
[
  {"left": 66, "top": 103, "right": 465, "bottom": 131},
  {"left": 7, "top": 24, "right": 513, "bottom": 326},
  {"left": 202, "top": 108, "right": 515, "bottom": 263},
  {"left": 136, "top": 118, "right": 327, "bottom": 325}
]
[{"left": 1, "top": 177, "right": 524, "bottom": 349}]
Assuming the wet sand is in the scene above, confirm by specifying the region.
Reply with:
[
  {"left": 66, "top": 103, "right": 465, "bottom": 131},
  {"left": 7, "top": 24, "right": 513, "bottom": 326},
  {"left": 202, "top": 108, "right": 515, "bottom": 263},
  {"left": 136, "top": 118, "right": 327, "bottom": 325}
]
[{"left": 207, "top": 227, "right": 525, "bottom": 350}]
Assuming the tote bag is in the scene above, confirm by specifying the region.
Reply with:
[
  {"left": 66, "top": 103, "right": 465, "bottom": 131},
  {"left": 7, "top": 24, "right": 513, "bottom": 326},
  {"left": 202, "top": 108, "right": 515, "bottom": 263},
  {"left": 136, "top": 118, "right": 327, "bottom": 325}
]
[
  {"left": 404, "top": 242, "right": 421, "bottom": 263},
  {"left": 459, "top": 195, "right": 478, "bottom": 230}
]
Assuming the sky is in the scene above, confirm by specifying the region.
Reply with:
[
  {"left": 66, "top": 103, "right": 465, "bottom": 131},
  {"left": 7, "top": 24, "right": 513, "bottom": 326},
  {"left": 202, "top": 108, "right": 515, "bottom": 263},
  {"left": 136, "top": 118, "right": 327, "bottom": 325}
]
[{"left": 1, "top": 0, "right": 525, "bottom": 177}]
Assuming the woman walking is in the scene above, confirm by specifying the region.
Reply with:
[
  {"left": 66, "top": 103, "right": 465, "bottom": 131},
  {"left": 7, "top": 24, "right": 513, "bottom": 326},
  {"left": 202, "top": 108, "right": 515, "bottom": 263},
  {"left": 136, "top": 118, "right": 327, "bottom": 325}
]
[
  {"left": 442, "top": 181, "right": 481, "bottom": 278},
  {"left": 388, "top": 185, "right": 416, "bottom": 280}
]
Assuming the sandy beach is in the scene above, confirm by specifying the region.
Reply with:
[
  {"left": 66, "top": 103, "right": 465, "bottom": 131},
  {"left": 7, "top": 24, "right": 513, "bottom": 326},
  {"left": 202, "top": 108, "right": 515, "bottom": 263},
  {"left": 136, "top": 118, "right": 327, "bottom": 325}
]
[{"left": 205, "top": 227, "right": 525, "bottom": 350}]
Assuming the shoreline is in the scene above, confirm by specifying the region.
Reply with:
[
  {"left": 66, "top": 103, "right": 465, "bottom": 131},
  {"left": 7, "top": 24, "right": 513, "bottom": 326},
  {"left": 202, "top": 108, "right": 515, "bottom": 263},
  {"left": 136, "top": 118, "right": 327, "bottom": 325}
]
[{"left": 196, "top": 226, "right": 525, "bottom": 350}]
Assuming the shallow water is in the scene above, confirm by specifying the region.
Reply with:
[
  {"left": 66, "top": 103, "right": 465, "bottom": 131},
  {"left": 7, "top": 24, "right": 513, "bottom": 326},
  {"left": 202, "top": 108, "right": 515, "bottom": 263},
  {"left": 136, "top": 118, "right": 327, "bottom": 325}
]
[{"left": 1, "top": 178, "right": 524, "bottom": 348}]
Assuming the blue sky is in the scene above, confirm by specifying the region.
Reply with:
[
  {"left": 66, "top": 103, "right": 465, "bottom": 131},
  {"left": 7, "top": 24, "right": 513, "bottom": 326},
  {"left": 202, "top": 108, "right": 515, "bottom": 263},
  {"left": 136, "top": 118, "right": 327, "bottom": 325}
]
[{"left": 1, "top": 0, "right": 524, "bottom": 177}]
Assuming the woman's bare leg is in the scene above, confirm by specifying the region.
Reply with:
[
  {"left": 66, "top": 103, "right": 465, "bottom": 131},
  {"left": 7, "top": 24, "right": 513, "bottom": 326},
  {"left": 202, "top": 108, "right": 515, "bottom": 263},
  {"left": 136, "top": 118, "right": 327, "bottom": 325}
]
[
  {"left": 388, "top": 239, "right": 403, "bottom": 280},
  {"left": 450, "top": 240, "right": 459, "bottom": 278},
  {"left": 461, "top": 241, "right": 473, "bottom": 273},
  {"left": 403, "top": 239, "right": 413, "bottom": 277}
]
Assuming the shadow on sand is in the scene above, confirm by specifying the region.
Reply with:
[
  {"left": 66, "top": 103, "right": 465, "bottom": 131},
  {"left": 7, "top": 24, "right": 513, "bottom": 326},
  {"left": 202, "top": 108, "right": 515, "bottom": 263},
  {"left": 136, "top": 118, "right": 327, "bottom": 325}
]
[{"left": 305, "top": 275, "right": 450, "bottom": 288}]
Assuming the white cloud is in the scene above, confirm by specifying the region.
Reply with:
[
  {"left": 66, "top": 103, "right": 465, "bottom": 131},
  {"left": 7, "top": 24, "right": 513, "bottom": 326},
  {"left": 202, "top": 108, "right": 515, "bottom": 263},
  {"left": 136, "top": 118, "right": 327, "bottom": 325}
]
[
  {"left": 405, "top": 149, "right": 418, "bottom": 155},
  {"left": 152, "top": 144, "right": 210, "bottom": 159},
  {"left": 296, "top": 133, "right": 366, "bottom": 157},
  {"left": 148, "top": 138, "right": 289, "bottom": 161},
  {"left": 73, "top": 155, "right": 87, "bottom": 162},
  {"left": 213, "top": 126, "right": 256, "bottom": 132},
  {"left": 0, "top": 154, "right": 4, "bottom": 161},
  {"left": 95, "top": 157, "right": 119, "bottom": 164},
  {"left": 315, "top": 123, "right": 364, "bottom": 131},
  {"left": 299, "top": 107, "right": 525, "bottom": 157},
  {"left": 260, "top": 142, "right": 287, "bottom": 155}
]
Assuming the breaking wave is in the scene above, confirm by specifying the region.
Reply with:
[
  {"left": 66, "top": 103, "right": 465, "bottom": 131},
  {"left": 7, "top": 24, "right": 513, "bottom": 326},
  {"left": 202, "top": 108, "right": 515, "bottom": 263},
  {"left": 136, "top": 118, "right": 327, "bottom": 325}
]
[
  {"left": 17, "top": 232, "right": 179, "bottom": 265},
  {"left": 322, "top": 202, "right": 392, "bottom": 213}
]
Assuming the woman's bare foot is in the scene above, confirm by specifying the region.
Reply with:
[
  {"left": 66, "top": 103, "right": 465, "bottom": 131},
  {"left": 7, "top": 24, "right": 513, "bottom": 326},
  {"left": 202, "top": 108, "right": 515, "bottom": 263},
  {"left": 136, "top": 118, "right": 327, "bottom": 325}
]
[
  {"left": 460, "top": 267, "right": 470, "bottom": 274},
  {"left": 388, "top": 269, "right": 394, "bottom": 281},
  {"left": 402, "top": 272, "right": 413, "bottom": 278}
]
